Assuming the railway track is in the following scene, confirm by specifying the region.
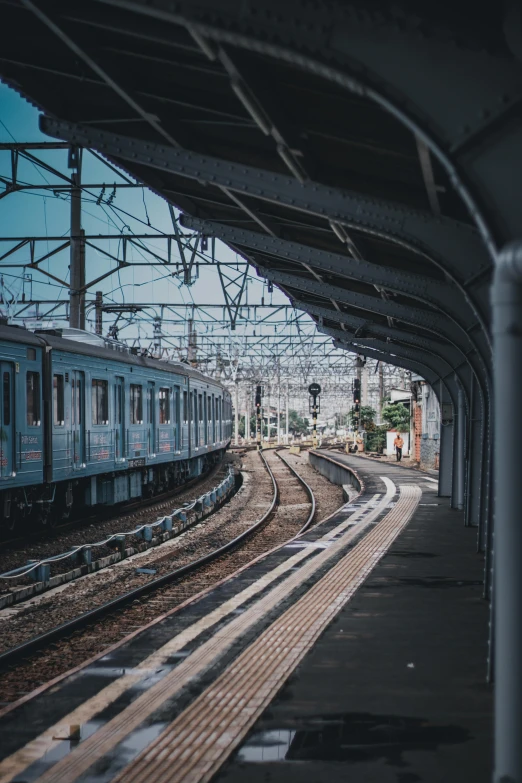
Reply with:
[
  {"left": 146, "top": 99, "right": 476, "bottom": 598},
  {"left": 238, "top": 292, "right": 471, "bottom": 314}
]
[
  {"left": 0, "top": 449, "right": 317, "bottom": 704},
  {"left": 0, "top": 459, "right": 227, "bottom": 552},
  {"left": 0, "top": 459, "right": 235, "bottom": 593}
]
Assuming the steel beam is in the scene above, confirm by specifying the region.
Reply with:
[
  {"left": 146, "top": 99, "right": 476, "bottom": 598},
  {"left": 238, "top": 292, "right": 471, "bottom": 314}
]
[
  {"left": 258, "top": 265, "right": 476, "bottom": 355},
  {"left": 330, "top": 330, "right": 459, "bottom": 408},
  {"left": 179, "top": 216, "right": 483, "bottom": 337},
  {"left": 331, "top": 337, "right": 440, "bottom": 394},
  {"left": 40, "top": 117, "right": 491, "bottom": 324},
  {"left": 104, "top": 0, "right": 522, "bottom": 248},
  {"left": 292, "top": 298, "right": 454, "bottom": 354},
  {"left": 317, "top": 321, "right": 462, "bottom": 371}
]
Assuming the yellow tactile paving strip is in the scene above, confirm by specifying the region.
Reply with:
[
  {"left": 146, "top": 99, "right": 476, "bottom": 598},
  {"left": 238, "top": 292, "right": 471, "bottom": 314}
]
[
  {"left": 115, "top": 485, "right": 421, "bottom": 783},
  {"left": 29, "top": 483, "right": 397, "bottom": 783},
  {"left": 0, "top": 488, "right": 389, "bottom": 783}
]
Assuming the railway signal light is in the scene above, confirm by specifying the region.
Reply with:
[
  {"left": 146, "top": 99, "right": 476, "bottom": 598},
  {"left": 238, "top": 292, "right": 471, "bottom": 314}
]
[
  {"left": 353, "top": 378, "right": 361, "bottom": 404},
  {"left": 255, "top": 385, "right": 262, "bottom": 408}
]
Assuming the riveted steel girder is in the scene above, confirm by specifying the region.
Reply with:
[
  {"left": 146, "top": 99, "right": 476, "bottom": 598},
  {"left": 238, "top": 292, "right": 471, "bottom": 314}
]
[
  {"left": 179, "top": 216, "right": 485, "bottom": 340},
  {"left": 259, "top": 265, "right": 476, "bottom": 357},
  {"left": 106, "top": 0, "right": 522, "bottom": 249},
  {"left": 266, "top": 267, "right": 489, "bottom": 442},
  {"left": 329, "top": 328, "right": 461, "bottom": 402},
  {"left": 317, "top": 322, "right": 463, "bottom": 376},
  {"left": 40, "top": 116, "right": 491, "bottom": 330},
  {"left": 331, "top": 338, "right": 440, "bottom": 394},
  {"left": 292, "top": 298, "right": 457, "bottom": 359}
]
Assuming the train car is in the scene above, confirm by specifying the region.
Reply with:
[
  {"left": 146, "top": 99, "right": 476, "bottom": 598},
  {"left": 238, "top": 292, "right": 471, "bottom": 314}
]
[{"left": 0, "top": 323, "right": 231, "bottom": 530}]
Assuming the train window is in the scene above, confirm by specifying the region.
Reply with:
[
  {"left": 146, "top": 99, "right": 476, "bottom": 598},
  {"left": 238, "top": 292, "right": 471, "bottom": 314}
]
[
  {"left": 183, "top": 390, "right": 188, "bottom": 422},
  {"left": 27, "top": 348, "right": 36, "bottom": 361},
  {"left": 26, "top": 371, "right": 40, "bottom": 426},
  {"left": 208, "top": 395, "right": 212, "bottom": 421},
  {"left": 92, "top": 379, "right": 109, "bottom": 425},
  {"left": 159, "top": 388, "right": 171, "bottom": 424},
  {"left": 199, "top": 394, "right": 203, "bottom": 421},
  {"left": 53, "top": 374, "right": 64, "bottom": 426},
  {"left": 3, "top": 372, "right": 10, "bottom": 426},
  {"left": 130, "top": 384, "right": 143, "bottom": 424}
]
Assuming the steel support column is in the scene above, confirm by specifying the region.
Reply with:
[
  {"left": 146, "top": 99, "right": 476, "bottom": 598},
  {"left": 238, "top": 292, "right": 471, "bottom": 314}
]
[
  {"left": 438, "top": 381, "right": 454, "bottom": 499},
  {"left": 455, "top": 381, "right": 466, "bottom": 512},
  {"left": 492, "top": 242, "right": 522, "bottom": 783}
]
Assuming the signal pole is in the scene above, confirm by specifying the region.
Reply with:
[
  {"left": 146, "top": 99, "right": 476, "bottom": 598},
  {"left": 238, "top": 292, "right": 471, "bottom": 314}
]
[
  {"left": 308, "top": 383, "right": 321, "bottom": 449},
  {"left": 352, "top": 375, "right": 361, "bottom": 450}
]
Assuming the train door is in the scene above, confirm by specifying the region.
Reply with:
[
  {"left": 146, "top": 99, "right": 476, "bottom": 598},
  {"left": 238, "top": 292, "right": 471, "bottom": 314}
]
[
  {"left": 147, "top": 381, "right": 156, "bottom": 455},
  {"left": 175, "top": 386, "right": 180, "bottom": 451},
  {"left": 71, "top": 370, "right": 85, "bottom": 469},
  {"left": 114, "top": 376, "right": 125, "bottom": 461},
  {"left": 193, "top": 392, "right": 198, "bottom": 448},
  {"left": 0, "top": 363, "right": 13, "bottom": 477}
]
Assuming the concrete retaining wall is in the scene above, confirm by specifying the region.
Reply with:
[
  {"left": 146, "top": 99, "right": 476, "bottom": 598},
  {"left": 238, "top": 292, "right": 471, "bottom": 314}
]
[{"left": 308, "top": 451, "right": 361, "bottom": 493}]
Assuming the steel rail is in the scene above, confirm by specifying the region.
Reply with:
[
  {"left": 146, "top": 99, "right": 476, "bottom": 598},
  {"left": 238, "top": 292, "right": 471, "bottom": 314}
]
[
  {"left": 0, "top": 450, "right": 315, "bottom": 672},
  {"left": 274, "top": 449, "right": 316, "bottom": 533}
]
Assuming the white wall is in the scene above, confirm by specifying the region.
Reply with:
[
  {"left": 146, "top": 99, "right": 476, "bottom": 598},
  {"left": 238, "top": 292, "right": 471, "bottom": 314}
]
[{"left": 385, "top": 431, "right": 410, "bottom": 456}]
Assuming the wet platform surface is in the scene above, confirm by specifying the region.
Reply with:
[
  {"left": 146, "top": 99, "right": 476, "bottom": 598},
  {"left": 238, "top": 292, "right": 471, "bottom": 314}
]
[
  {"left": 0, "top": 455, "right": 491, "bottom": 783},
  {"left": 219, "top": 455, "right": 492, "bottom": 783}
]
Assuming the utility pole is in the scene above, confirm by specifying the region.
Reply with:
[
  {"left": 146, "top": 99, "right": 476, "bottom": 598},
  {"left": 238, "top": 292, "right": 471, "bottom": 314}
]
[
  {"left": 285, "top": 382, "right": 289, "bottom": 444},
  {"left": 277, "top": 359, "right": 281, "bottom": 446},
  {"left": 234, "top": 379, "right": 239, "bottom": 446},
  {"left": 362, "top": 362, "right": 368, "bottom": 406},
  {"left": 153, "top": 316, "right": 162, "bottom": 355},
  {"left": 255, "top": 384, "right": 262, "bottom": 450},
  {"left": 187, "top": 318, "right": 197, "bottom": 366},
  {"left": 95, "top": 291, "right": 103, "bottom": 336},
  {"left": 69, "top": 146, "right": 85, "bottom": 330},
  {"left": 266, "top": 384, "right": 271, "bottom": 442},
  {"left": 377, "top": 362, "right": 384, "bottom": 424}
]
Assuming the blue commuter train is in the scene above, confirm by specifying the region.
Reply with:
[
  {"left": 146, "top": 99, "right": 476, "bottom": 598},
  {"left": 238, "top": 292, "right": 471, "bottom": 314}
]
[{"left": 0, "top": 323, "right": 232, "bottom": 531}]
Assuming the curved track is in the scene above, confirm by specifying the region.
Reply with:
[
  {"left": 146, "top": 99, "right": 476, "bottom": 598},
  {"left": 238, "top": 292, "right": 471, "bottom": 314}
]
[{"left": 0, "top": 450, "right": 316, "bottom": 695}]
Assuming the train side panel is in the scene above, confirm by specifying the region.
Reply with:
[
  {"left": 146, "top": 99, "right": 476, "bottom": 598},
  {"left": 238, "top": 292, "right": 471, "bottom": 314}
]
[{"left": 0, "top": 335, "right": 44, "bottom": 493}]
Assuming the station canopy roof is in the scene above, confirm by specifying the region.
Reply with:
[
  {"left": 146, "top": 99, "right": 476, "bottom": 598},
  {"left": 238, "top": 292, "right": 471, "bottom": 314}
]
[{"left": 0, "top": 1, "right": 495, "bottom": 385}]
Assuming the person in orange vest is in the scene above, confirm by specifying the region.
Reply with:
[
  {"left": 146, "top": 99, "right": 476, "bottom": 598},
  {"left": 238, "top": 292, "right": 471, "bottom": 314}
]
[{"left": 393, "top": 434, "right": 404, "bottom": 462}]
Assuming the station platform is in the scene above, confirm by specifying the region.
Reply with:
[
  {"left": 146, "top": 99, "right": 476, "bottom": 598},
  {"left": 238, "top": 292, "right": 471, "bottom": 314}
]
[{"left": 0, "top": 455, "right": 491, "bottom": 783}]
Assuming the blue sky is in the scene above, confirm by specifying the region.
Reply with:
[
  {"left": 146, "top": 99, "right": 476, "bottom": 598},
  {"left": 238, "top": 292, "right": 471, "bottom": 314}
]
[
  {"left": 0, "top": 82, "right": 369, "bottom": 419},
  {"left": 0, "top": 81, "right": 289, "bottom": 339}
]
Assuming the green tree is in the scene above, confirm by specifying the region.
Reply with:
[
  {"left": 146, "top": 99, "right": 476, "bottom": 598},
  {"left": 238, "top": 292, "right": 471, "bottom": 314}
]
[
  {"left": 288, "top": 409, "right": 309, "bottom": 436},
  {"left": 348, "top": 405, "right": 376, "bottom": 431},
  {"left": 365, "top": 425, "right": 388, "bottom": 453},
  {"left": 382, "top": 402, "right": 411, "bottom": 431}
]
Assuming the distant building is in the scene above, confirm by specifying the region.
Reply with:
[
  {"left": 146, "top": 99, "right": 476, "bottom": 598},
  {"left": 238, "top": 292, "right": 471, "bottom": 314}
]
[{"left": 411, "top": 377, "right": 440, "bottom": 470}]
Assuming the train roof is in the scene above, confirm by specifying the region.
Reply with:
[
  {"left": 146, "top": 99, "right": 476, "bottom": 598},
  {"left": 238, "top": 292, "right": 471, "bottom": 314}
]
[
  {"left": 0, "top": 323, "right": 228, "bottom": 392},
  {"left": 0, "top": 322, "right": 45, "bottom": 346}
]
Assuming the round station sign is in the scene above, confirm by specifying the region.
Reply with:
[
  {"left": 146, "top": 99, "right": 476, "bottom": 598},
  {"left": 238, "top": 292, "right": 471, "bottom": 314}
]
[{"left": 308, "top": 383, "right": 322, "bottom": 396}]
